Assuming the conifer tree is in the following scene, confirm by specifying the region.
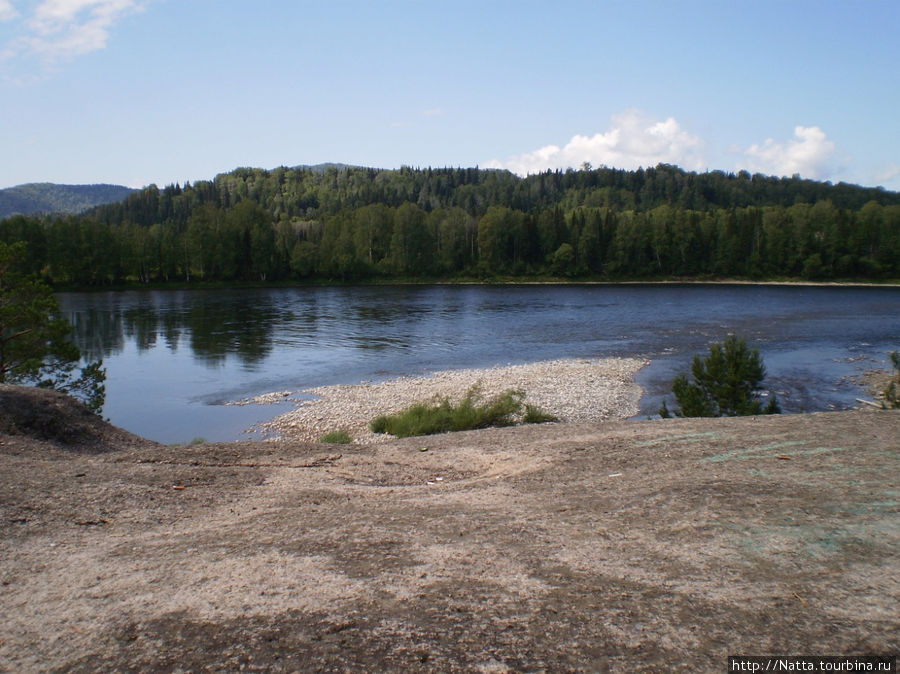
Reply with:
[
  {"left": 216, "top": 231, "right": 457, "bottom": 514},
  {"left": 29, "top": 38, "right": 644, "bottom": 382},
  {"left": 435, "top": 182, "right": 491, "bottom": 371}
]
[
  {"left": 660, "top": 335, "right": 780, "bottom": 417},
  {"left": 0, "top": 242, "right": 105, "bottom": 413}
]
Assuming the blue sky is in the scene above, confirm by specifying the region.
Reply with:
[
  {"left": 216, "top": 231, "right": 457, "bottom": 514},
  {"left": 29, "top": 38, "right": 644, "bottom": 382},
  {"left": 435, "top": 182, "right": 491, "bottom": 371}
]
[{"left": 1, "top": 0, "right": 898, "bottom": 191}]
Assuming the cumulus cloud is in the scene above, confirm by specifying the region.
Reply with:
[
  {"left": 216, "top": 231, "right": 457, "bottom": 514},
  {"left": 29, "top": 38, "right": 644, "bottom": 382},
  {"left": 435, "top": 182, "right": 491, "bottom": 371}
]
[
  {"left": 0, "top": 0, "right": 19, "bottom": 21},
  {"left": 1, "top": 0, "right": 143, "bottom": 65},
  {"left": 743, "top": 125, "right": 835, "bottom": 180},
  {"left": 485, "top": 109, "right": 706, "bottom": 176}
]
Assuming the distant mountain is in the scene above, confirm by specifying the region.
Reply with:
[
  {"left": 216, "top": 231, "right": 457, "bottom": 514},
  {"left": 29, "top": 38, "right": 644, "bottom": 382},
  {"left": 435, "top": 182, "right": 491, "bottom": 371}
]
[{"left": 0, "top": 183, "right": 137, "bottom": 219}]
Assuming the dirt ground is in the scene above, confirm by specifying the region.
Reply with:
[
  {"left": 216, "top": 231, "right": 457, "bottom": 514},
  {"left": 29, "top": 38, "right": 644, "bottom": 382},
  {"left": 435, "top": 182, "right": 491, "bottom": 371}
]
[{"left": 1, "top": 386, "right": 898, "bottom": 672}]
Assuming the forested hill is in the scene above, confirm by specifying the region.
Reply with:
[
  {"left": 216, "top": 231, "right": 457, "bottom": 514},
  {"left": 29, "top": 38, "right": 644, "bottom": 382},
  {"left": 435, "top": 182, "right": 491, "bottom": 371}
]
[
  {"left": 0, "top": 183, "right": 136, "bottom": 219},
  {"left": 89, "top": 164, "right": 900, "bottom": 226},
  {"left": 1, "top": 163, "right": 898, "bottom": 286}
]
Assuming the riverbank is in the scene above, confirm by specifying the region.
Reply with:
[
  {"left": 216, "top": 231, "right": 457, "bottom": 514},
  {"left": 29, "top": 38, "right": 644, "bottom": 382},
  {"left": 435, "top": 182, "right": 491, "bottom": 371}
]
[
  {"left": 53, "top": 276, "right": 900, "bottom": 292},
  {"left": 1, "top": 386, "right": 896, "bottom": 672},
  {"left": 256, "top": 357, "right": 648, "bottom": 443}
]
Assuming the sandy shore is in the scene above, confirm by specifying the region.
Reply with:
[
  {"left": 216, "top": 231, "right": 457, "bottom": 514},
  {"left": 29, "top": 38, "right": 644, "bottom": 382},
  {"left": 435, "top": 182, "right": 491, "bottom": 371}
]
[{"left": 260, "top": 357, "right": 648, "bottom": 443}]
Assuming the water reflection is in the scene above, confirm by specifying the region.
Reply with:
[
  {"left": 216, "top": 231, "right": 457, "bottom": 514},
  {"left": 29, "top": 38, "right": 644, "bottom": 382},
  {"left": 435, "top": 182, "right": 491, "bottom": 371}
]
[
  {"left": 184, "top": 302, "right": 278, "bottom": 367},
  {"left": 67, "top": 306, "right": 126, "bottom": 362},
  {"left": 122, "top": 306, "right": 163, "bottom": 352},
  {"left": 347, "top": 335, "right": 411, "bottom": 351},
  {"left": 64, "top": 292, "right": 281, "bottom": 367},
  {"left": 55, "top": 285, "right": 900, "bottom": 444}
]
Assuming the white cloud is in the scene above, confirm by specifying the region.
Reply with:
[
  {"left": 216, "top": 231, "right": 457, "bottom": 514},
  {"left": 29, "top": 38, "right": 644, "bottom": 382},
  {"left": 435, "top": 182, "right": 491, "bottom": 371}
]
[
  {"left": 1, "top": 0, "right": 143, "bottom": 66},
  {"left": 0, "top": 0, "right": 19, "bottom": 21},
  {"left": 743, "top": 125, "right": 835, "bottom": 180},
  {"left": 876, "top": 163, "right": 900, "bottom": 186},
  {"left": 485, "top": 109, "right": 705, "bottom": 176}
]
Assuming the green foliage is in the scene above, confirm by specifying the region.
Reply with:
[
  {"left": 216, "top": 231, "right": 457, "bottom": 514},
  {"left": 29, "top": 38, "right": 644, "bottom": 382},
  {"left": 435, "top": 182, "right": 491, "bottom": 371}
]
[
  {"left": 370, "top": 383, "right": 555, "bottom": 438},
  {"left": 523, "top": 404, "right": 559, "bottom": 424},
  {"left": 169, "top": 437, "right": 208, "bottom": 448},
  {"left": 660, "top": 335, "right": 780, "bottom": 418},
  {"left": 320, "top": 430, "right": 352, "bottom": 444},
  {"left": 883, "top": 351, "right": 900, "bottom": 409},
  {"left": 550, "top": 243, "right": 576, "bottom": 276},
  {"left": 2, "top": 165, "right": 899, "bottom": 287},
  {"left": 0, "top": 241, "right": 106, "bottom": 413}
]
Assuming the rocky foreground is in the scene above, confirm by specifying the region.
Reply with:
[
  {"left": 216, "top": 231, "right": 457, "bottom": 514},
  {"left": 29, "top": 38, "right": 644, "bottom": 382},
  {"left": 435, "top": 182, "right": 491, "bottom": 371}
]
[{"left": 1, "top": 385, "right": 897, "bottom": 672}]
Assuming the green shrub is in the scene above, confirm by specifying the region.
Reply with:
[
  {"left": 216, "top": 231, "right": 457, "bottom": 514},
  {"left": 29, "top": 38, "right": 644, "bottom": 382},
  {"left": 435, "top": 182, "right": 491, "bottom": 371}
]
[
  {"left": 168, "top": 436, "right": 208, "bottom": 448},
  {"left": 320, "top": 430, "right": 352, "bottom": 444},
  {"left": 523, "top": 404, "right": 559, "bottom": 424},
  {"left": 660, "top": 335, "right": 780, "bottom": 418},
  {"left": 370, "top": 383, "right": 556, "bottom": 438}
]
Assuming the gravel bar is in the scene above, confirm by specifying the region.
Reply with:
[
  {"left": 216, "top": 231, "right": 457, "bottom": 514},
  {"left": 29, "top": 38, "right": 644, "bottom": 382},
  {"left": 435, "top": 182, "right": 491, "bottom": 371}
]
[{"left": 260, "top": 357, "right": 648, "bottom": 444}]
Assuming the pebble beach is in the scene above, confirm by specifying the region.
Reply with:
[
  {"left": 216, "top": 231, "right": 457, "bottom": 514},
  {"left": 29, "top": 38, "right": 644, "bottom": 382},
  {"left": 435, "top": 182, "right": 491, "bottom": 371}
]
[{"left": 257, "top": 357, "right": 649, "bottom": 443}]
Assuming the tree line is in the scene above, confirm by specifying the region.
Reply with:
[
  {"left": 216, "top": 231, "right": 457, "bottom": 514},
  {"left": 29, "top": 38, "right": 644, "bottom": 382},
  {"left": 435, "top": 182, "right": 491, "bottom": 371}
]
[{"left": 1, "top": 164, "right": 898, "bottom": 285}]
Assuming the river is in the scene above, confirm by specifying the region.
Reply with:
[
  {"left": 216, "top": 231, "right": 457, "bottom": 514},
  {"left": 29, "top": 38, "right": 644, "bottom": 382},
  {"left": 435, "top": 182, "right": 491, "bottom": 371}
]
[{"left": 58, "top": 284, "right": 900, "bottom": 443}]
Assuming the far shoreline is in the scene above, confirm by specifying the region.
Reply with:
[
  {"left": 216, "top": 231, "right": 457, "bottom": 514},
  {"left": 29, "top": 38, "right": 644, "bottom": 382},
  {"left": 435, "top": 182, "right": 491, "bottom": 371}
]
[{"left": 51, "top": 276, "right": 900, "bottom": 293}]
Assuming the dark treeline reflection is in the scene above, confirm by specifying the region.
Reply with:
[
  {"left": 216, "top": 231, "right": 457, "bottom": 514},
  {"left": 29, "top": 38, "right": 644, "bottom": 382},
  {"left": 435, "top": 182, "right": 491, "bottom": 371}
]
[
  {"left": 63, "top": 293, "right": 285, "bottom": 367},
  {"left": 66, "top": 305, "right": 125, "bottom": 363},
  {"left": 59, "top": 287, "right": 446, "bottom": 369}
]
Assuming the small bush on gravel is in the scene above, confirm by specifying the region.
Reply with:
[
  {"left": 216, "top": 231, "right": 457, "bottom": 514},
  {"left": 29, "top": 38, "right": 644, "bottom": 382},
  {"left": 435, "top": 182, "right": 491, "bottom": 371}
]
[
  {"left": 523, "top": 404, "right": 559, "bottom": 424},
  {"left": 167, "top": 436, "right": 208, "bottom": 448},
  {"left": 320, "top": 430, "right": 352, "bottom": 444},
  {"left": 370, "top": 383, "right": 556, "bottom": 438}
]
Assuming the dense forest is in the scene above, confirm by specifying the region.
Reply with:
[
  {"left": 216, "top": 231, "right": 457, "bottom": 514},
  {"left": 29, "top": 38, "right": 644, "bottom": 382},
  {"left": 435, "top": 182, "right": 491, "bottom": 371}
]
[
  {"left": 1, "top": 163, "right": 898, "bottom": 285},
  {"left": 0, "top": 183, "right": 136, "bottom": 219}
]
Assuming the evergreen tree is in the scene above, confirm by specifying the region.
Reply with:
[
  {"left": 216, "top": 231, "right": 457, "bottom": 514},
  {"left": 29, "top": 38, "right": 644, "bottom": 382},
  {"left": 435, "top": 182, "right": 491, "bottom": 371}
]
[
  {"left": 3, "top": 163, "right": 899, "bottom": 285},
  {"left": 660, "top": 335, "right": 780, "bottom": 417},
  {"left": 0, "top": 242, "right": 105, "bottom": 413}
]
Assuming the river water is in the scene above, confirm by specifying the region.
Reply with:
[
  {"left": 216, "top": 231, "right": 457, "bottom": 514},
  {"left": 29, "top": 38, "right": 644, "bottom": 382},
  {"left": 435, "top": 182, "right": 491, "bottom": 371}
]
[{"left": 58, "top": 284, "right": 900, "bottom": 443}]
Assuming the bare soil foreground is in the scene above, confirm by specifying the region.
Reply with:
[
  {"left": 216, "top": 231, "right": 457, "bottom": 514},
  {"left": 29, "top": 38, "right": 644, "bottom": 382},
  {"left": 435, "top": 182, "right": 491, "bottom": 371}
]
[{"left": 1, "top": 386, "right": 898, "bottom": 672}]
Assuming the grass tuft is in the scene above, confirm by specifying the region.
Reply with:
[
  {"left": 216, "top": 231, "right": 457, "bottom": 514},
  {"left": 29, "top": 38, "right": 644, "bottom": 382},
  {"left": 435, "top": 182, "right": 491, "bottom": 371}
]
[
  {"left": 523, "top": 404, "right": 559, "bottom": 424},
  {"left": 370, "top": 383, "right": 556, "bottom": 438},
  {"left": 320, "top": 430, "right": 352, "bottom": 444}
]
